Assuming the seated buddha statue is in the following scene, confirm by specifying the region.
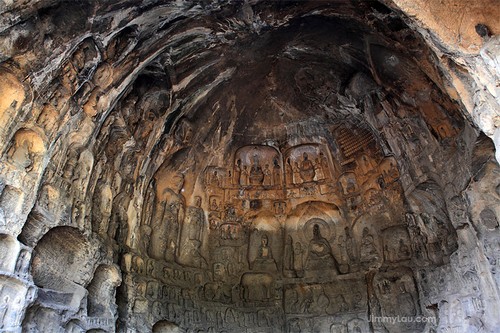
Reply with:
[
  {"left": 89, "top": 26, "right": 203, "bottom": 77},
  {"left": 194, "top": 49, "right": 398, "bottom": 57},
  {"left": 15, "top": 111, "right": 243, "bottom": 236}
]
[
  {"left": 252, "top": 234, "right": 278, "bottom": 272},
  {"left": 305, "top": 224, "right": 338, "bottom": 272}
]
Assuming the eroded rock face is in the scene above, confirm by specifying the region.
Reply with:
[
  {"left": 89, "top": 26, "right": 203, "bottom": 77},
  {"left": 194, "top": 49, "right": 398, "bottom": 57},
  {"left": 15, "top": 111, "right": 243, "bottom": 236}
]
[{"left": 0, "top": 1, "right": 499, "bottom": 332}]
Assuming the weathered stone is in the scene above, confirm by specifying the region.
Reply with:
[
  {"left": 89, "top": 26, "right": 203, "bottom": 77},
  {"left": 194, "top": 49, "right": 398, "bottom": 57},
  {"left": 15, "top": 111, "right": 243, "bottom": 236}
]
[{"left": 0, "top": 1, "right": 498, "bottom": 332}]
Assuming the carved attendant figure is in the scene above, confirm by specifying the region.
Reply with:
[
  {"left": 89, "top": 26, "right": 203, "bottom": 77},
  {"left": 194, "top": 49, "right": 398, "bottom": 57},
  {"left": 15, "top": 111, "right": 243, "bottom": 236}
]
[
  {"left": 285, "top": 158, "right": 293, "bottom": 185},
  {"left": 187, "top": 240, "right": 208, "bottom": 269},
  {"left": 263, "top": 164, "right": 272, "bottom": 186},
  {"left": 398, "top": 238, "right": 411, "bottom": 259},
  {"left": 240, "top": 165, "right": 249, "bottom": 186},
  {"left": 234, "top": 159, "right": 242, "bottom": 185},
  {"left": 407, "top": 213, "right": 428, "bottom": 262},
  {"left": 419, "top": 213, "right": 443, "bottom": 263},
  {"left": 185, "top": 196, "right": 205, "bottom": 242},
  {"left": 272, "top": 158, "right": 281, "bottom": 186},
  {"left": 210, "top": 170, "right": 220, "bottom": 186},
  {"left": 15, "top": 250, "right": 30, "bottom": 277},
  {"left": 293, "top": 162, "right": 301, "bottom": 184},
  {"left": 294, "top": 242, "right": 304, "bottom": 273},
  {"left": 284, "top": 235, "right": 295, "bottom": 276},
  {"left": 148, "top": 173, "right": 185, "bottom": 262},
  {"left": 343, "top": 227, "right": 356, "bottom": 262},
  {"left": 0, "top": 296, "right": 8, "bottom": 328},
  {"left": 319, "top": 152, "right": 331, "bottom": 179},
  {"left": 259, "top": 235, "right": 272, "bottom": 258},
  {"left": 210, "top": 198, "right": 219, "bottom": 211},
  {"left": 346, "top": 177, "right": 357, "bottom": 193},
  {"left": 166, "top": 197, "right": 184, "bottom": 262},
  {"left": 313, "top": 157, "right": 325, "bottom": 181},
  {"left": 8, "top": 140, "right": 32, "bottom": 170}
]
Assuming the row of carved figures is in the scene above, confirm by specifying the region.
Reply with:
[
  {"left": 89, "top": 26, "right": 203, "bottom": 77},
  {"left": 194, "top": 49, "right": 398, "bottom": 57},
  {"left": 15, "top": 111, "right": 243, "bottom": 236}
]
[{"left": 208, "top": 152, "right": 333, "bottom": 188}]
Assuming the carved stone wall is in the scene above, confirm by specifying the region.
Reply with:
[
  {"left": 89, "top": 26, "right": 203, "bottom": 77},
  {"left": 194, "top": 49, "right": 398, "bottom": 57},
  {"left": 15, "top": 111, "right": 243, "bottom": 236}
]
[
  {"left": 0, "top": 1, "right": 499, "bottom": 332},
  {"left": 118, "top": 121, "right": 472, "bottom": 332}
]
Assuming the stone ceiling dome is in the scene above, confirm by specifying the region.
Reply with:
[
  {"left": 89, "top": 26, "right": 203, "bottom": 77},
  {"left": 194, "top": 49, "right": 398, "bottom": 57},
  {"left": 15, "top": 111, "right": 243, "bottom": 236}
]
[{"left": 0, "top": 1, "right": 499, "bottom": 332}]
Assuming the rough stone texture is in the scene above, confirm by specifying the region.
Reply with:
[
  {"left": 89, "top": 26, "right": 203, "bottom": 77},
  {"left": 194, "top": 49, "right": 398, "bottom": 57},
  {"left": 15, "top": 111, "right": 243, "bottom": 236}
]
[
  {"left": 0, "top": 1, "right": 499, "bottom": 332},
  {"left": 386, "top": 0, "right": 500, "bottom": 161},
  {"left": 389, "top": 0, "right": 499, "bottom": 53}
]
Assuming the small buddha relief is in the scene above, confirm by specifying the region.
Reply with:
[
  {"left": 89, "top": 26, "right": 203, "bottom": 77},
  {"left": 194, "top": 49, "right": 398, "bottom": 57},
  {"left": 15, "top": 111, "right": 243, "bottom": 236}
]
[
  {"left": 204, "top": 166, "right": 227, "bottom": 188},
  {"left": 252, "top": 234, "right": 278, "bottom": 273}
]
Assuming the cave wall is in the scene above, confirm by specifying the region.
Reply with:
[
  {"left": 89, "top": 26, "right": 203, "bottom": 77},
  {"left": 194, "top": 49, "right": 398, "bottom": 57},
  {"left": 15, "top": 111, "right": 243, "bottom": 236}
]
[{"left": 0, "top": 1, "right": 499, "bottom": 332}]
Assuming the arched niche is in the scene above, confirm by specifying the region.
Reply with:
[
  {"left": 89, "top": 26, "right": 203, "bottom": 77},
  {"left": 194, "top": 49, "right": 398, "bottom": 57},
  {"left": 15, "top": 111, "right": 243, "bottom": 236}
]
[
  {"left": 31, "top": 226, "right": 97, "bottom": 291},
  {"left": 285, "top": 201, "right": 343, "bottom": 277},
  {"left": 87, "top": 264, "right": 122, "bottom": 318},
  {"left": 36, "top": 102, "right": 59, "bottom": 133},
  {"left": 372, "top": 267, "right": 424, "bottom": 332},
  {"left": 351, "top": 213, "right": 388, "bottom": 271},
  {"left": 19, "top": 212, "right": 50, "bottom": 248},
  {"left": 378, "top": 155, "right": 400, "bottom": 184},
  {"left": 0, "top": 69, "right": 26, "bottom": 141},
  {"left": 152, "top": 320, "right": 181, "bottom": 333},
  {"left": 286, "top": 201, "right": 342, "bottom": 233},
  {"left": 0, "top": 234, "right": 20, "bottom": 273},
  {"left": 106, "top": 25, "right": 138, "bottom": 62},
  {"left": 7, "top": 128, "right": 46, "bottom": 173},
  {"left": 245, "top": 210, "right": 282, "bottom": 274},
  {"left": 284, "top": 143, "right": 334, "bottom": 185},
  {"left": 233, "top": 145, "right": 282, "bottom": 187}
]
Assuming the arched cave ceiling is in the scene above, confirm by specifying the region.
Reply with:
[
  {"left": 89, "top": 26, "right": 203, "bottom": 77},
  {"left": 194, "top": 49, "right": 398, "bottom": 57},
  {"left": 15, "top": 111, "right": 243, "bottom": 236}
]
[{"left": 0, "top": 1, "right": 499, "bottom": 333}]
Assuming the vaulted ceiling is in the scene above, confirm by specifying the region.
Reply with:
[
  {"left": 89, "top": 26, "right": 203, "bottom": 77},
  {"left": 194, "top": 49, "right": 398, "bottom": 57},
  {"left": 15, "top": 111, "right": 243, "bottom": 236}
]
[{"left": 0, "top": 1, "right": 499, "bottom": 332}]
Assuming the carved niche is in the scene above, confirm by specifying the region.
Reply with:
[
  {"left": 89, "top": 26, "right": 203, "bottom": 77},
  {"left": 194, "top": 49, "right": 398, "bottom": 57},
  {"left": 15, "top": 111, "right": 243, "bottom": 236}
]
[
  {"left": 121, "top": 134, "right": 417, "bottom": 332},
  {"left": 285, "top": 201, "right": 342, "bottom": 279},
  {"left": 233, "top": 145, "right": 282, "bottom": 188},
  {"left": 373, "top": 268, "right": 424, "bottom": 333},
  {"left": 345, "top": 219, "right": 382, "bottom": 272},
  {"left": 247, "top": 215, "right": 282, "bottom": 275},
  {"left": 284, "top": 144, "right": 333, "bottom": 186},
  {"left": 7, "top": 129, "right": 46, "bottom": 173},
  {"left": 382, "top": 226, "right": 412, "bottom": 263}
]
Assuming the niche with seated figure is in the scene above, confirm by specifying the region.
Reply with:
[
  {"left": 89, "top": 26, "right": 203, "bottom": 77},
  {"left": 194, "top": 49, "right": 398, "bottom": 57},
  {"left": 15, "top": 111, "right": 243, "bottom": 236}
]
[
  {"left": 7, "top": 129, "right": 46, "bottom": 173},
  {"left": 233, "top": 145, "right": 282, "bottom": 187}
]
